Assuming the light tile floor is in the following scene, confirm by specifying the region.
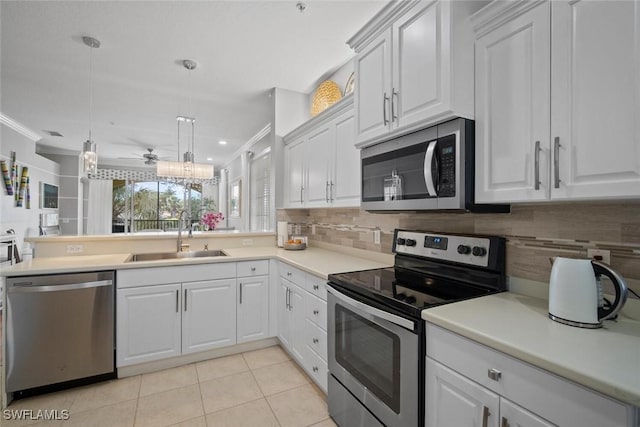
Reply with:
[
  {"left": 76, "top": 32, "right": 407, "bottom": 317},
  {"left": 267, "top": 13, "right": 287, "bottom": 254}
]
[{"left": 3, "top": 345, "right": 336, "bottom": 427}]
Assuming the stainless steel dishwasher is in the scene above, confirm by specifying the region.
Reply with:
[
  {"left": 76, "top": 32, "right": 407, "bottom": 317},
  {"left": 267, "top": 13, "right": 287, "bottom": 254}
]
[{"left": 6, "top": 271, "right": 115, "bottom": 394}]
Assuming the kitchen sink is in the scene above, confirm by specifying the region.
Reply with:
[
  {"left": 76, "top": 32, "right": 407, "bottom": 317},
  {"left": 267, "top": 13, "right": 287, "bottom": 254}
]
[{"left": 126, "top": 250, "right": 227, "bottom": 262}]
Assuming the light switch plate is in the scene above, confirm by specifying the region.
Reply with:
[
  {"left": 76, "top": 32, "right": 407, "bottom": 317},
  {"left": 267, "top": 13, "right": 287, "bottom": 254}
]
[{"left": 373, "top": 230, "right": 381, "bottom": 245}]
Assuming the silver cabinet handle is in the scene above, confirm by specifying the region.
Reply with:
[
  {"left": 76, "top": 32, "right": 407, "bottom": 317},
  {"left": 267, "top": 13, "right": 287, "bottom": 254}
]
[
  {"left": 330, "top": 181, "right": 334, "bottom": 202},
  {"left": 288, "top": 288, "right": 293, "bottom": 310},
  {"left": 300, "top": 186, "right": 304, "bottom": 203},
  {"left": 313, "top": 284, "right": 319, "bottom": 290},
  {"left": 251, "top": 267, "right": 256, "bottom": 272},
  {"left": 326, "top": 181, "right": 329, "bottom": 203},
  {"left": 184, "top": 289, "right": 188, "bottom": 311},
  {"left": 383, "top": 92, "right": 390, "bottom": 126},
  {"left": 313, "top": 310, "right": 319, "bottom": 315},
  {"left": 312, "top": 366, "right": 318, "bottom": 372},
  {"left": 287, "top": 272, "right": 292, "bottom": 277},
  {"left": 424, "top": 140, "right": 438, "bottom": 196},
  {"left": 534, "top": 140, "right": 541, "bottom": 190},
  {"left": 488, "top": 368, "right": 502, "bottom": 381},
  {"left": 239, "top": 282, "right": 243, "bottom": 304},
  {"left": 501, "top": 417, "right": 510, "bottom": 427},
  {"left": 176, "top": 289, "right": 179, "bottom": 313},
  {"left": 313, "top": 338, "right": 319, "bottom": 343},
  {"left": 286, "top": 287, "right": 290, "bottom": 310},
  {"left": 554, "top": 136, "right": 561, "bottom": 189},
  {"left": 482, "top": 406, "right": 490, "bottom": 427},
  {"left": 392, "top": 88, "right": 398, "bottom": 122}
]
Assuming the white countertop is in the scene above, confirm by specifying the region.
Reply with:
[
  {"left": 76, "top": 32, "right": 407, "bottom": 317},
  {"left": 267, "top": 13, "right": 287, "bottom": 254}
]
[
  {"left": 422, "top": 292, "right": 640, "bottom": 406},
  {"left": 0, "top": 246, "right": 393, "bottom": 279}
]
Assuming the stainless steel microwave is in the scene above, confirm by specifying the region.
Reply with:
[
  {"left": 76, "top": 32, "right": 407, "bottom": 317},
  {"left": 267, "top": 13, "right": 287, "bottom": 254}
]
[{"left": 361, "top": 118, "right": 509, "bottom": 212}]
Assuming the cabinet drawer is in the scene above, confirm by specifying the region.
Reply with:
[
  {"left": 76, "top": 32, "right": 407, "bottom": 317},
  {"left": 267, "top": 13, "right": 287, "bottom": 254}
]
[
  {"left": 304, "top": 318, "right": 327, "bottom": 362},
  {"left": 426, "top": 324, "right": 632, "bottom": 427},
  {"left": 279, "top": 262, "right": 305, "bottom": 285},
  {"left": 305, "top": 274, "right": 328, "bottom": 301},
  {"left": 304, "top": 345, "right": 328, "bottom": 393},
  {"left": 117, "top": 263, "right": 236, "bottom": 288},
  {"left": 304, "top": 293, "right": 327, "bottom": 330},
  {"left": 237, "top": 260, "right": 269, "bottom": 277}
]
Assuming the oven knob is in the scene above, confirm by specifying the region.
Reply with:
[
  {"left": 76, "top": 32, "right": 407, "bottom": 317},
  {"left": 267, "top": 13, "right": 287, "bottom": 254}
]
[
  {"left": 405, "top": 239, "right": 417, "bottom": 247},
  {"left": 457, "top": 244, "right": 471, "bottom": 255},
  {"left": 396, "top": 238, "right": 406, "bottom": 246},
  {"left": 472, "top": 246, "right": 487, "bottom": 257}
]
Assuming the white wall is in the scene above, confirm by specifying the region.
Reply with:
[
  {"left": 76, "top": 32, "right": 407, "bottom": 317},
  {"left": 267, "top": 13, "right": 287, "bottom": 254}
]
[{"left": 0, "top": 125, "right": 60, "bottom": 256}]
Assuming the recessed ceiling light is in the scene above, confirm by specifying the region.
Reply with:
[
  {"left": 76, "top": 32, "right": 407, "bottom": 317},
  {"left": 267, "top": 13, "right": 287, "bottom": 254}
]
[
  {"left": 219, "top": 140, "right": 227, "bottom": 145},
  {"left": 206, "top": 157, "right": 213, "bottom": 161}
]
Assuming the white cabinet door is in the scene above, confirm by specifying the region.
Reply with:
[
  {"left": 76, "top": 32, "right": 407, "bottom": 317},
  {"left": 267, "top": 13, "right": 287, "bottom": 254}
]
[
  {"left": 551, "top": 0, "right": 640, "bottom": 200},
  {"left": 182, "top": 279, "right": 236, "bottom": 354},
  {"left": 501, "top": 399, "right": 556, "bottom": 427},
  {"left": 392, "top": 0, "right": 444, "bottom": 129},
  {"left": 355, "top": 27, "right": 392, "bottom": 143},
  {"left": 305, "top": 126, "right": 332, "bottom": 206},
  {"left": 284, "top": 138, "right": 305, "bottom": 207},
  {"left": 277, "top": 278, "right": 292, "bottom": 349},
  {"left": 289, "top": 283, "right": 306, "bottom": 363},
  {"left": 332, "top": 111, "right": 360, "bottom": 206},
  {"left": 237, "top": 275, "right": 269, "bottom": 344},
  {"left": 117, "top": 283, "right": 181, "bottom": 367},
  {"left": 475, "top": 1, "right": 551, "bottom": 203},
  {"left": 426, "top": 358, "right": 500, "bottom": 427}
]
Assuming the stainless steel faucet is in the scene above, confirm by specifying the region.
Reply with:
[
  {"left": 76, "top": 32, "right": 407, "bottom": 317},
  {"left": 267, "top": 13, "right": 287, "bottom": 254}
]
[{"left": 177, "top": 210, "right": 191, "bottom": 252}]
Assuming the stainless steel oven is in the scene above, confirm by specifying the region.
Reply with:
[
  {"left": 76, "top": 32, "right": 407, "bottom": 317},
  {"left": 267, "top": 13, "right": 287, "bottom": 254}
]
[
  {"left": 327, "top": 229, "right": 506, "bottom": 427},
  {"left": 327, "top": 286, "right": 421, "bottom": 427}
]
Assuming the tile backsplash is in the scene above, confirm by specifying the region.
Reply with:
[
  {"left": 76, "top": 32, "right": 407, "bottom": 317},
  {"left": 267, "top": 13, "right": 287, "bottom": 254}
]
[{"left": 278, "top": 201, "right": 640, "bottom": 292}]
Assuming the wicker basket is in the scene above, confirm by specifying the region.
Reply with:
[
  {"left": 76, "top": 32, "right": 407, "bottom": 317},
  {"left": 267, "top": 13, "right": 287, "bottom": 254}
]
[{"left": 311, "top": 80, "right": 342, "bottom": 116}]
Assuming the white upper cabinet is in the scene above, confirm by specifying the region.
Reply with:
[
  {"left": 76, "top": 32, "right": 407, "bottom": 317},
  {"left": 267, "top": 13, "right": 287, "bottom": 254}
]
[
  {"left": 285, "top": 138, "right": 305, "bottom": 206},
  {"left": 474, "top": 0, "right": 640, "bottom": 203},
  {"left": 551, "top": 0, "right": 640, "bottom": 200},
  {"left": 475, "top": 1, "right": 551, "bottom": 203},
  {"left": 349, "top": 0, "right": 481, "bottom": 148},
  {"left": 282, "top": 97, "right": 360, "bottom": 208},
  {"left": 355, "top": 28, "right": 393, "bottom": 143}
]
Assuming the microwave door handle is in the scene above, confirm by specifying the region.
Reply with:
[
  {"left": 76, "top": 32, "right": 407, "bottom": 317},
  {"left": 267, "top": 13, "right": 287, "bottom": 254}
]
[
  {"left": 327, "top": 287, "right": 415, "bottom": 331},
  {"left": 424, "top": 140, "right": 438, "bottom": 196}
]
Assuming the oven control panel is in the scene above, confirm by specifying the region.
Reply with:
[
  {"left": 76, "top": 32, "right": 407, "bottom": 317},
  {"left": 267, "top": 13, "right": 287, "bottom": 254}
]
[{"left": 393, "top": 230, "right": 498, "bottom": 268}]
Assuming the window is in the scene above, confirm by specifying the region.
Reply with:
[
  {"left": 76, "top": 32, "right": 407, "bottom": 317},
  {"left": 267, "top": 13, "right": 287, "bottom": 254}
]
[
  {"left": 250, "top": 150, "right": 271, "bottom": 231},
  {"left": 111, "top": 180, "right": 215, "bottom": 233}
]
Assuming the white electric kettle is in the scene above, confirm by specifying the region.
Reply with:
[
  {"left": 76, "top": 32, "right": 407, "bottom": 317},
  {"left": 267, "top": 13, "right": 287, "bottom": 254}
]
[{"left": 548, "top": 257, "right": 628, "bottom": 328}]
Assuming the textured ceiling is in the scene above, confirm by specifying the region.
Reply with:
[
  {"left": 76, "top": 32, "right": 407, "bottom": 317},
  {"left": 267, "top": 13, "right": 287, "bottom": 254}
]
[{"left": 1, "top": 0, "right": 386, "bottom": 171}]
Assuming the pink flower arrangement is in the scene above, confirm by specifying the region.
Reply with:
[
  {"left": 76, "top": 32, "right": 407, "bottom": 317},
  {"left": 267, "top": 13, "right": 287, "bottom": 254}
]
[{"left": 201, "top": 211, "right": 224, "bottom": 230}]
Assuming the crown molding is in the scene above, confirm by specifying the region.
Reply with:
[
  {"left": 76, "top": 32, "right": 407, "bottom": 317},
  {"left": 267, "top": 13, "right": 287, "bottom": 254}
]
[{"left": 0, "top": 112, "right": 42, "bottom": 142}]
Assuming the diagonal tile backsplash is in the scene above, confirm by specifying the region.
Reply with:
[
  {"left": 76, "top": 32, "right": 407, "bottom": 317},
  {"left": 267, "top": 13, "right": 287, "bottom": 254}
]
[{"left": 278, "top": 201, "right": 640, "bottom": 293}]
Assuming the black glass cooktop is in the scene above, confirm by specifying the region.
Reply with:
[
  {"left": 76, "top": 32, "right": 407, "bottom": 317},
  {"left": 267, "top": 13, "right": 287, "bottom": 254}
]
[{"left": 328, "top": 266, "right": 498, "bottom": 319}]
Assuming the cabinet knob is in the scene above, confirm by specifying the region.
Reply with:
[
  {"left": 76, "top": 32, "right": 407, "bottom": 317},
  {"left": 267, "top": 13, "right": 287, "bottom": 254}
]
[
  {"left": 488, "top": 368, "right": 502, "bottom": 381},
  {"left": 312, "top": 366, "right": 318, "bottom": 372},
  {"left": 313, "top": 338, "right": 319, "bottom": 343},
  {"left": 251, "top": 267, "right": 256, "bottom": 272},
  {"left": 313, "top": 310, "right": 319, "bottom": 315},
  {"left": 313, "top": 284, "right": 319, "bottom": 290}
]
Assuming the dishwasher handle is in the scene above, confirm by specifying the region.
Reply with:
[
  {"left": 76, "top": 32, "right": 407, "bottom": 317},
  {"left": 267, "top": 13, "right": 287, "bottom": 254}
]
[{"left": 8, "top": 280, "right": 113, "bottom": 293}]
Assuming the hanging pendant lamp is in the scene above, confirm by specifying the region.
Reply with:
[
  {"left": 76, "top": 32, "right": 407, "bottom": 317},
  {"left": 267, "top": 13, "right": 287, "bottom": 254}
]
[
  {"left": 82, "top": 36, "right": 100, "bottom": 175},
  {"left": 156, "top": 60, "right": 214, "bottom": 182}
]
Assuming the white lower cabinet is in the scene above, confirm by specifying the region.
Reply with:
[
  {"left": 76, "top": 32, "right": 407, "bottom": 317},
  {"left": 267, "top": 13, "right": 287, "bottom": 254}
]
[
  {"left": 426, "top": 323, "right": 637, "bottom": 427},
  {"left": 117, "top": 283, "right": 182, "bottom": 366},
  {"left": 116, "top": 261, "right": 271, "bottom": 367},
  {"left": 237, "top": 260, "right": 270, "bottom": 344},
  {"left": 277, "top": 262, "right": 329, "bottom": 393},
  {"left": 182, "top": 279, "right": 236, "bottom": 354}
]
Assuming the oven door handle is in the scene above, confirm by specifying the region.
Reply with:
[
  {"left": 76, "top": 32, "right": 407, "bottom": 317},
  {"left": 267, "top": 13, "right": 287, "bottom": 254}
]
[
  {"left": 328, "top": 287, "right": 415, "bottom": 332},
  {"left": 424, "top": 140, "right": 438, "bottom": 197}
]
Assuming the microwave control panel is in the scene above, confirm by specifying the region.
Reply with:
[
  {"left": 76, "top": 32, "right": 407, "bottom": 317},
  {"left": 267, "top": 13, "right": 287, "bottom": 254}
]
[{"left": 437, "top": 135, "right": 456, "bottom": 197}]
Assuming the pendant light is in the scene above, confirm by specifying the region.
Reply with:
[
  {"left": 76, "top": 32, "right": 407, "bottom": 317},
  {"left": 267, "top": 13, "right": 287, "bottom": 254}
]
[
  {"left": 156, "top": 60, "right": 214, "bottom": 182},
  {"left": 82, "top": 36, "right": 100, "bottom": 175}
]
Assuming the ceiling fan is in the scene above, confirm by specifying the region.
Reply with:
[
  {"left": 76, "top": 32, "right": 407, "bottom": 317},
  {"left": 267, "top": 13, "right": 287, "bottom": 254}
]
[{"left": 119, "top": 148, "right": 163, "bottom": 166}]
